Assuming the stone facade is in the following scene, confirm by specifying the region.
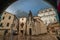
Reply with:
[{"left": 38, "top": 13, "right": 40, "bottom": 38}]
[
  {"left": 0, "top": 11, "right": 18, "bottom": 34},
  {"left": 27, "top": 12, "right": 47, "bottom": 35},
  {"left": 38, "top": 8, "right": 60, "bottom": 36},
  {"left": 47, "top": 22, "right": 60, "bottom": 35},
  {"left": 19, "top": 11, "right": 47, "bottom": 35},
  {"left": 19, "top": 17, "right": 27, "bottom": 35},
  {"left": 38, "top": 8, "right": 57, "bottom": 26}
]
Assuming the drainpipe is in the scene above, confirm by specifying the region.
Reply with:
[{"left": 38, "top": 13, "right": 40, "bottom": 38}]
[{"left": 10, "top": 18, "right": 14, "bottom": 40}]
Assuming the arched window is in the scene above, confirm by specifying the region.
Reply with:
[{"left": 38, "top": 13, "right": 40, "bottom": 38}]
[
  {"left": 0, "top": 23, "right": 3, "bottom": 27},
  {"left": 7, "top": 23, "right": 9, "bottom": 27},
  {"left": 3, "top": 16, "right": 5, "bottom": 20},
  {"left": 9, "top": 16, "right": 11, "bottom": 19},
  {"left": 21, "top": 23, "right": 24, "bottom": 28},
  {"left": 22, "top": 18, "right": 23, "bottom": 20}
]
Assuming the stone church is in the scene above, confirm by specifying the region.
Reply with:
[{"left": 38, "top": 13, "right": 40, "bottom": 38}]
[{"left": 19, "top": 11, "right": 47, "bottom": 35}]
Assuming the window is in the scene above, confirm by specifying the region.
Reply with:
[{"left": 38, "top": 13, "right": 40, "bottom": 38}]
[
  {"left": 49, "top": 9, "right": 52, "bottom": 11},
  {"left": 3, "top": 17, "right": 5, "bottom": 20},
  {"left": 21, "top": 23, "right": 24, "bottom": 28},
  {"left": 7, "top": 23, "right": 9, "bottom": 27},
  {"left": 22, "top": 18, "right": 23, "bottom": 20},
  {"left": 9, "top": 16, "right": 11, "bottom": 19},
  {"left": 5, "top": 13, "right": 6, "bottom": 14},
  {"left": 0, "top": 23, "right": 2, "bottom": 27},
  {"left": 52, "top": 30, "right": 55, "bottom": 33},
  {"left": 21, "top": 30, "right": 23, "bottom": 34}
]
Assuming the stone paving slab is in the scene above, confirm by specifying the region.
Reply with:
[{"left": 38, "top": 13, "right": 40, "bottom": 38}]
[{"left": 0, "top": 34, "right": 58, "bottom": 40}]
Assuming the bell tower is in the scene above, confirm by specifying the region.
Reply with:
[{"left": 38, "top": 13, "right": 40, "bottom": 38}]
[{"left": 28, "top": 10, "right": 33, "bottom": 21}]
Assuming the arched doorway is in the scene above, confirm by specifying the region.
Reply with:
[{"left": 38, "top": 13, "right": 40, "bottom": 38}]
[{"left": 29, "top": 28, "right": 32, "bottom": 35}]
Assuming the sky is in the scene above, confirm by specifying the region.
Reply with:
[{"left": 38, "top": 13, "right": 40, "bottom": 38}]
[{"left": 5, "top": 0, "right": 53, "bottom": 16}]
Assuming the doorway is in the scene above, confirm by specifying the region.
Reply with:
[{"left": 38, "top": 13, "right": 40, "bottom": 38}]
[
  {"left": 29, "top": 28, "right": 32, "bottom": 35},
  {"left": 21, "top": 30, "right": 23, "bottom": 35}
]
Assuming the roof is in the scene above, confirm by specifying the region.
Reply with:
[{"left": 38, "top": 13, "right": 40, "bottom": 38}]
[
  {"left": 38, "top": 8, "right": 54, "bottom": 14},
  {"left": 48, "top": 22, "right": 60, "bottom": 27}
]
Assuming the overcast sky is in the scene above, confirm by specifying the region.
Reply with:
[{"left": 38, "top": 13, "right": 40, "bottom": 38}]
[{"left": 5, "top": 0, "right": 52, "bottom": 16}]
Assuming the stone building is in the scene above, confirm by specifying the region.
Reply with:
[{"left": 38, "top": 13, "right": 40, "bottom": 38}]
[
  {"left": 38, "top": 8, "right": 60, "bottom": 35},
  {"left": 0, "top": 11, "right": 18, "bottom": 34},
  {"left": 38, "top": 8, "right": 58, "bottom": 26},
  {"left": 19, "top": 17, "right": 27, "bottom": 35},
  {"left": 47, "top": 22, "right": 60, "bottom": 35},
  {"left": 19, "top": 11, "right": 47, "bottom": 35}
]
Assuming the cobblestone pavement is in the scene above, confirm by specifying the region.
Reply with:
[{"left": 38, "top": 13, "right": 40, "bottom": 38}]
[
  {"left": 0, "top": 34, "right": 57, "bottom": 40},
  {"left": 18, "top": 34, "right": 58, "bottom": 40},
  {"left": 0, "top": 33, "right": 58, "bottom": 40}
]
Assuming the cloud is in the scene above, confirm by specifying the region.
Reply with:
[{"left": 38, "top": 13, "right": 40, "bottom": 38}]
[{"left": 15, "top": 10, "right": 28, "bottom": 18}]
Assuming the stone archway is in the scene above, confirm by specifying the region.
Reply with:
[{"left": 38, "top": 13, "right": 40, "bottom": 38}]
[{"left": 29, "top": 28, "right": 32, "bottom": 35}]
